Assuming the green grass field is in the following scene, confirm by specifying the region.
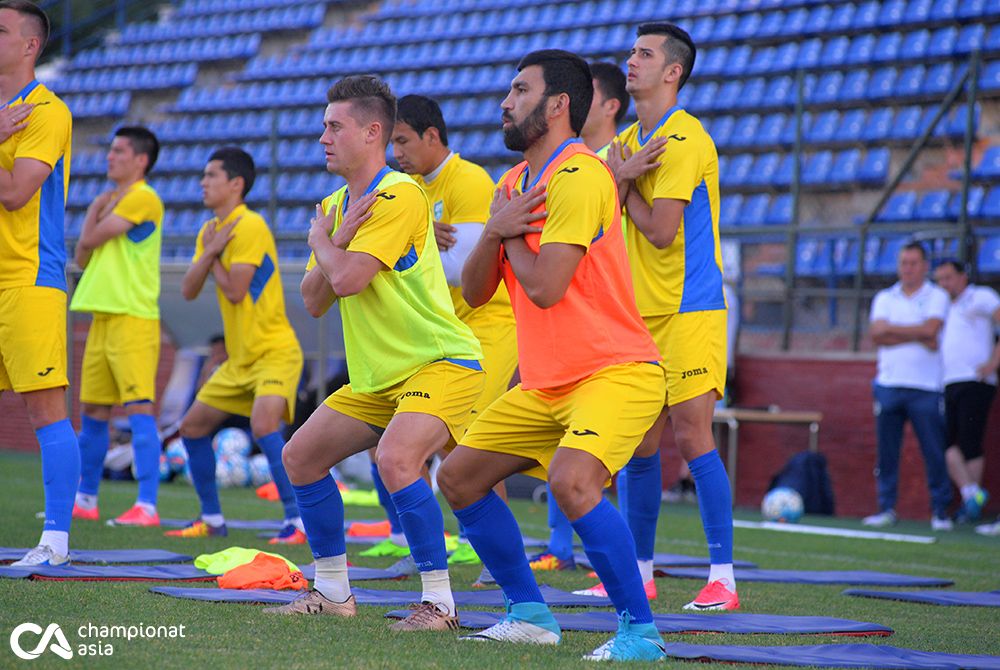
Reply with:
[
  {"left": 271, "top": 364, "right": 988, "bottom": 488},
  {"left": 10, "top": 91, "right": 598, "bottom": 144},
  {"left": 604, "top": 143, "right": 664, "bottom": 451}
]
[{"left": 1, "top": 449, "right": 998, "bottom": 669}]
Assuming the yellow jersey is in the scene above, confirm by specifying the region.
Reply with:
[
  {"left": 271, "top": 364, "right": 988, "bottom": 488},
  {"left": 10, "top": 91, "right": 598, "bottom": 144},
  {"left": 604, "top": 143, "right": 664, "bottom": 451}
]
[
  {"left": 411, "top": 153, "right": 514, "bottom": 328},
  {"left": 0, "top": 81, "right": 72, "bottom": 291},
  {"left": 70, "top": 180, "right": 164, "bottom": 319},
  {"left": 193, "top": 204, "right": 300, "bottom": 367},
  {"left": 617, "top": 107, "right": 725, "bottom": 316}
]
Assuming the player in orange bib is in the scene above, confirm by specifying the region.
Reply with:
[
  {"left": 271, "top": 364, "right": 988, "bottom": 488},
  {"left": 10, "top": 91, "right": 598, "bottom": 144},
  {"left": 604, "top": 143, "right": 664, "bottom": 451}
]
[{"left": 437, "top": 50, "right": 668, "bottom": 661}]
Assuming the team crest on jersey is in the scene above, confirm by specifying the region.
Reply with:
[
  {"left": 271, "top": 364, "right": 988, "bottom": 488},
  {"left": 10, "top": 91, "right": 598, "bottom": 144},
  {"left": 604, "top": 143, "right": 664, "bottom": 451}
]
[{"left": 433, "top": 200, "right": 444, "bottom": 220}]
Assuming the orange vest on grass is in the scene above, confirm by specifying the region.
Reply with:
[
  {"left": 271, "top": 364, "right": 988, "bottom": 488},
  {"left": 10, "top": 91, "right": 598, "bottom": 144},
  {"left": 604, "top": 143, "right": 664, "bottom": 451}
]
[{"left": 498, "top": 140, "right": 660, "bottom": 390}]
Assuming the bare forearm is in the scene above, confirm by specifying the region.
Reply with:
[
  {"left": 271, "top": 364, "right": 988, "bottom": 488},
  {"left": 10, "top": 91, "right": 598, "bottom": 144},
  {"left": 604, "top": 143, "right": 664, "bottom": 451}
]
[
  {"left": 210, "top": 260, "right": 242, "bottom": 303},
  {"left": 461, "top": 232, "right": 504, "bottom": 308},
  {"left": 624, "top": 190, "right": 676, "bottom": 249},
  {"left": 301, "top": 266, "right": 336, "bottom": 318},
  {"left": 181, "top": 253, "right": 216, "bottom": 300}
]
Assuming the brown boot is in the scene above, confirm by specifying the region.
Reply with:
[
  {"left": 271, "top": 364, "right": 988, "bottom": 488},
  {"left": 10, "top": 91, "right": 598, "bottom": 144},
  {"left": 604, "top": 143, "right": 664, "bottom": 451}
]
[
  {"left": 262, "top": 590, "right": 357, "bottom": 616},
  {"left": 388, "top": 602, "right": 459, "bottom": 631}
]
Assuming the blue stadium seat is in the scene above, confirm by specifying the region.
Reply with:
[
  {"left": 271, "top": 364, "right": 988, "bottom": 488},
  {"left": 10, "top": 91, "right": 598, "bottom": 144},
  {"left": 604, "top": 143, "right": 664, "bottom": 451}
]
[
  {"left": 905, "top": 0, "right": 933, "bottom": 23},
  {"left": 722, "top": 46, "right": 752, "bottom": 78},
  {"left": 866, "top": 67, "right": 898, "bottom": 100},
  {"left": 810, "top": 72, "right": 843, "bottom": 105},
  {"left": 741, "top": 194, "right": 770, "bottom": 226},
  {"left": 835, "top": 110, "right": 866, "bottom": 143},
  {"left": 862, "top": 108, "right": 893, "bottom": 143},
  {"left": 730, "top": 115, "right": 760, "bottom": 149},
  {"left": 987, "top": 24, "right": 1000, "bottom": 51},
  {"left": 828, "top": 2, "right": 856, "bottom": 31},
  {"left": 757, "top": 113, "right": 785, "bottom": 146},
  {"left": 930, "top": 0, "right": 958, "bottom": 20},
  {"left": 877, "top": 192, "right": 918, "bottom": 222},
  {"left": 722, "top": 154, "right": 753, "bottom": 187},
  {"left": 780, "top": 111, "right": 808, "bottom": 146},
  {"left": 947, "top": 186, "right": 985, "bottom": 219},
  {"left": 978, "top": 235, "right": 1000, "bottom": 272},
  {"left": 853, "top": 0, "right": 880, "bottom": 29},
  {"left": 873, "top": 238, "right": 908, "bottom": 275},
  {"left": 981, "top": 187, "right": 1000, "bottom": 220},
  {"left": 773, "top": 154, "right": 796, "bottom": 188},
  {"left": 914, "top": 190, "right": 951, "bottom": 220},
  {"left": 771, "top": 42, "right": 799, "bottom": 72},
  {"left": 763, "top": 75, "right": 794, "bottom": 107},
  {"left": 797, "top": 38, "right": 822, "bottom": 70},
  {"left": 859, "top": 148, "right": 890, "bottom": 185},
  {"left": 803, "top": 151, "right": 833, "bottom": 185},
  {"left": 980, "top": 61, "right": 1000, "bottom": 92},
  {"left": 872, "top": 33, "right": 902, "bottom": 63},
  {"left": 923, "top": 62, "right": 956, "bottom": 96},
  {"left": 928, "top": 27, "right": 958, "bottom": 58},
  {"left": 807, "top": 111, "right": 838, "bottom": 144},
  {"left": 747, "top": 153, "right": 780, "bottom": 186},
  {"left": 796, "top": 238, "right": 833, "bottom": 277},
  {"left": 709, "top": 116, "right": 735, "bottom": 148},
  {"left": 845, "top": 34, "right": 876, "bottom": 65},
  {"left": 973, "top": 146, "right": 1000, "bottom": 180},
  {"left": 803, "top": 5, "right": 831, "bottom": 34},
  {"left": 698, "top": 47, "right": 727, "bottom": 77},
  {"left": 894, "top": 65, "right": 924, "bottom": 98},
  {"left": 829, "top": 150, "right": 861, "bottom": 184},
  {"left": 778, "top": 7, "right": 807, "bottom": 35},
  {"left": 841, "top": 70, "right": 870, "bottom": 102},
  {"left": 878, "top": 0, "right": 908, "bottom": 27},
  {"left": 719, "top": 194, "right": 743, "bottom": 229},
  {"left": 890, "top": 105, "right": 923, "bottom": 141},
  {"left": 819, "top": 37, "right": 848, "bottom": 69},
  {"left": 735, "top": 78, "right": 766, "bottom": 110},
  {"left": 899, "top": 29, "right": 929, "bottom": 61},
  {"left": 764, "top": 193, "right": 793, "bottom": 226}
]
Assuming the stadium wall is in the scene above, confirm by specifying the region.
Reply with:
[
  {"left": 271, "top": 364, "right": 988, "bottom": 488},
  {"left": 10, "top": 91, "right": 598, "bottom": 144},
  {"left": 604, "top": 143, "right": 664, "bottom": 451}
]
[{"left": 2, "top": 329, "right": 996, "bottom": 521}]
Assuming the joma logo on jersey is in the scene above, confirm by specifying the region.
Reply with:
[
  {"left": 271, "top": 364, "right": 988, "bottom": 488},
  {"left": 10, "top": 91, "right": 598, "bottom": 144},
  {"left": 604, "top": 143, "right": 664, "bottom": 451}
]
[
  {"left": 401, "top": 391, "right": 430, "bottom": 399},
  {"left": 666, "top": 134, "right": 687, "bottom": 142},
  {"left": 681, "top": 367, "right": 708, "bottom": 380},
  {"left": 557, "top": 166, "right": 580, "bottom": 174},
  {"left": 37, "top": 367, "right": 55, "bottom": 377},
  {"left": 377, "top": 193, "right": 396, "bottom": 200}
]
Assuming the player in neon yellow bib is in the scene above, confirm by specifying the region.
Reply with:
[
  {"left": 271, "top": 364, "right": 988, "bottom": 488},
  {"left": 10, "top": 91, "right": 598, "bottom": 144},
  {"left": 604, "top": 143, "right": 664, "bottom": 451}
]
[
  {"left": 265, "top": 75, "right": 483, "bottom": 631},
  {"left": 70, "top": 126, "right": 164, "bottom": 528}
]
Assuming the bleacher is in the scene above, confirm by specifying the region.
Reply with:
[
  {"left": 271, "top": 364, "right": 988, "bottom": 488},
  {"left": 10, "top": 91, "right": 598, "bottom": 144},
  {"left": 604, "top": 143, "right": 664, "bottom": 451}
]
[{"left": 50, "top": 0, "right": 1000, "bottom": 286}]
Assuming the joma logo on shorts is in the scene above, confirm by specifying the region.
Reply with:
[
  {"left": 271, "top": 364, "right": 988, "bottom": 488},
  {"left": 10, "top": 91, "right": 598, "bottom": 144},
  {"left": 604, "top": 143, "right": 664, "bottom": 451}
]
[
  {"left": 402, "top": 391, "right": 430, "bottom": 399},
  {"left": 681, "top": 367, "right": 708, "bottom": 380},
  {"left": 262, "top": 379, "right": 282, "bottom": 386}
]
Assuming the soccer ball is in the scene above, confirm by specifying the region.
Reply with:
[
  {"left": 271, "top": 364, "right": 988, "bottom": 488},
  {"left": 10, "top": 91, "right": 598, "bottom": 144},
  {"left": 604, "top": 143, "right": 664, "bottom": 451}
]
[
  {"left": 761, "top": 487, "right": 804, "bottom": 523},
  {"left": 248, "top": 453, "right": 272, "bottom": 487},
  {"left": 213, "top": 428, "right": 252, "bottom": 458},
  {"left": 216, "top": 454, "right": 251, "bottom": 488},
  {"left": 165, "top": 438, "right": 188, "bottom": 472}
]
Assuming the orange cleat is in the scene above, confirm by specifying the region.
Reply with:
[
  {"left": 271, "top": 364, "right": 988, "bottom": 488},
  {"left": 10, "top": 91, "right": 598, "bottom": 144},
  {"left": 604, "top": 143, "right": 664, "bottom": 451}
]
[
  {"left": 573, "top": 578, "right": 657, "bottom": 600},
  {"left": 72, "top": 504, "right": 99, "bottom": 521},
  {"left": 109, "top": 505, "right": 160, "bottom": 527},
  {"left": 164, "top": 520, "right": 228, "bottom": 538},
  {"left": 682, "top": 580, "right": 740, "bottom": 611}
]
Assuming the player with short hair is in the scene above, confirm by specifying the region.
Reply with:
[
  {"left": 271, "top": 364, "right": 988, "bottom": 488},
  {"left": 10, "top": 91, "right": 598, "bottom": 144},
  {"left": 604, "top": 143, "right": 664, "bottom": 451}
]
[
  {"left": 436, "top": 50, "right": 668, "bottom": 661},
  {"left": 531, "top": 61, "right": 631, "bottom": 575},
  {"left": 596, "top": 22, "right": 738, "bottom": 611},
  {"left": 166, "top": 146, "right": 305, "bottom": 544},
  {"left": 0, "top": 0, "right": 79, "bottom": 567},
  {"left": 70, "top": 126, "right": 165, "bottom": 527},
  {"left": 263, "top": 75, "right": 484, "bottom": 632},
  {"left": 362, "top": 94, "right": 516, "bottom": 577}
]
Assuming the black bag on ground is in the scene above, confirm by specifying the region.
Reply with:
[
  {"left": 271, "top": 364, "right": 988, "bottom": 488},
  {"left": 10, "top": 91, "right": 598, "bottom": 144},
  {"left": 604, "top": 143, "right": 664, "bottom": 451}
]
[{"left": 768, "top": 451, "right": 835, "bottom": 515}]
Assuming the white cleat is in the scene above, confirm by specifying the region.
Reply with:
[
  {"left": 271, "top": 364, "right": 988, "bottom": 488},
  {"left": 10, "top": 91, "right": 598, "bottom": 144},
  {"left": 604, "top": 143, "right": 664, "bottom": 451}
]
[
  {"left": 11, "top": 545, "right": 69, "bottom": 567},
  {"left": 460, "top": 618, "right": 561, "bottom": 645}
]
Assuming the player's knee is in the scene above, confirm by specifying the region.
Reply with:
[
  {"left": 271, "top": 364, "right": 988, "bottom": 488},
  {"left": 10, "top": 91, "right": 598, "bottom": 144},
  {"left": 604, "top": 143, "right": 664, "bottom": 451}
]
[
  {"left": 178, "top": 414, "right": 208, "bottom": 440},
  {"left": 673, "top": 418, "right": 714, "bottom": 462},
  {"left": 375, "top": 446, "right": 419, "bottom": 491},
  {"left": 280, "top": 436, "right": 308, "bottom": 482},
  {"left": 548, "top": 471, "right": 592, "bottom": 520},
  {"left": 250, "top": 416, "right": 279, "bottom": 440},
  {"left": 436, "top": 459, "right": 463, "bottom": 506}
]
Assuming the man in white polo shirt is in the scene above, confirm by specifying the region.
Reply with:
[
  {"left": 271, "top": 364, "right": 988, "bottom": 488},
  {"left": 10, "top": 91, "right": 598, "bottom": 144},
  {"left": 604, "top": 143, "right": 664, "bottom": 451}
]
[
  {"left": 933, "top": 260, "right": 1000, "bottom": 523},
  {"left": 864, "top": 242, "right": 953, "bottom": 531}
]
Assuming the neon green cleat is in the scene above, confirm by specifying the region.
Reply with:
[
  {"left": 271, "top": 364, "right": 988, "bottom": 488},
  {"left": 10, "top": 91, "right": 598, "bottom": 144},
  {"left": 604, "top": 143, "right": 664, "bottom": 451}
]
[
  {"left": 359, "top": 538, "right": 410, "bottom": 558},
  {"left": 448, "top": 542, "right": 482, "bottom": 566}
]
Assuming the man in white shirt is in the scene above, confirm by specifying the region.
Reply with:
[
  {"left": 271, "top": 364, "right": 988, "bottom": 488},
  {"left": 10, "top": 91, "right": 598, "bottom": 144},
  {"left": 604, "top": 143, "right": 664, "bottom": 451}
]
[
  {"left": 864, "top": 242, "right": 953, "bottom": 531},
  {"left": 933, "top": 260, "right": 1000, "bottom": 523}
]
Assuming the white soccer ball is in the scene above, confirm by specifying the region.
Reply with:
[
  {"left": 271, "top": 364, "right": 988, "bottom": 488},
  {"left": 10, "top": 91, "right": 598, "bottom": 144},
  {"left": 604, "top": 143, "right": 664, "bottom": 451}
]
[
  {"left": 216, "top": 454, "right": 251, "bottom": 488},
  {"left": 164, "top": 438, "right": 188, "bottom": 474},
  {"left": 213, "top": 428, "right": 252, "bottom": 458},
  {"left": 248, "top": 453, "right": 272, "bottom": 487},
  {"left": 761, "top": 487, "right": 804, "bottom": 523}
]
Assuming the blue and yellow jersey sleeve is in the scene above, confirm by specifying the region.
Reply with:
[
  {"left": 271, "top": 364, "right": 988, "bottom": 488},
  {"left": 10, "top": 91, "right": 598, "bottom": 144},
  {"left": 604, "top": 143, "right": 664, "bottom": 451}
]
[
  {"left": 346, "top": 181, "right": 427, "bottom": 270},
  {"left": 113, "top": 184, "right": 163, "bottom": 227},
  {"left": 538, "top": 153, "right": 612, "bottom": 251}
]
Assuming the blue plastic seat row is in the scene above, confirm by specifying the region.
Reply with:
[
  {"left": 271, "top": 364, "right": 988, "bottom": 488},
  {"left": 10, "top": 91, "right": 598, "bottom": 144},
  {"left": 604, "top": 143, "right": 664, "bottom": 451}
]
[
  {"left": 50, "top": 64, "right": 197, "bottom": 94},
  {"left": 70, "top": 151, "right": 107, "bottom": 177},
  {"left": 70, "top": 35, "right": 259, "bottom": 70},
  {"left": 118, "top": 5, "right": 323, "bottom": 44},
  {"left": 719, "top": 148, "right": 889, "bottom": 190},
  {"left": 176, "top": 0, "right": 329, "bottom": 19},
  {"left": 972, "top": 146, "right": 1000, "bottom": 181},
  {"left": 174, "top": 79, "right": 328, "bottom": 112},
  {"left": 337, "top": 0, "right": 998, "bottom": 48},
  {"left": 61, "top": 92, "right": 130, "bottom": 118},
  {"left": 876, "top": 187, "right": 999, "bottom": 221},
  {"left": 66, "top": 178, "right": 107, "bottom": 208}
]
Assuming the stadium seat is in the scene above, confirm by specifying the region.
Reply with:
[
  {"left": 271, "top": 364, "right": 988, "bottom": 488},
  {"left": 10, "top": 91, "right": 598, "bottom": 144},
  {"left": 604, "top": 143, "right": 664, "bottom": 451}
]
[
  {"left": 807, "top": 111, "right": 838, "bottom": 144},
  {"left": 835, "top": 110, "right": 866, "bottom": 143},
  {"left": 747, "top": 153, "right": 780, "bottom": 186},
  {"left": 859, "top": 148, "right": 891, "bottom": 185},
  {"left": 947, "top": 186, "right": 985, "bottom": 219},
  {"left": 756, "top": 113, "right": 785, "bottom": 147},
  {"left": 819, "top": 37, "right": 849, "bottom": 69},
  {"left": 914, "top": 190, "right": 951, "bottom": 220},
  {"left": 955, "top": 24, "right": 985, "bottom": 55},
  {"left": 730, "top": 115, "right": 760, "bottom": 149},
  {"left": 878, "top": 0, "right": 908, "bottom": 27},
  {"left": 720, "top": 195, "right": 743, "bottom": 229},
  {"left": 764, "top": 193, "right": 793, "bottom": 226},
  {"left": 978, "top": 235, "right": 1000, "bottom": 272},
  {"left": 905, "top": 0, "right": 933, "bottom": 23},
  {"left": 872, "top": 33, "right": 902, "bottom": 63},
  {"left": 866, "top": 68, "right": 898, "bottom": 101},
  {"left": 877, "top": 192, "right": 918, "bottom": 222},
  {"left": 890, "top": 106, "right": 923, "bottom": 141},
  {"left": 741, "top": 194, "right": 770, "bottom": 226},
  {"left": 840, "top": 70, "right": 870, "bottom": 103},
  {"left": 930, "top": 0, "right": 958, "bottom": 21},
  {"left": 976, "top": 186, "right": 1000, "bottom": 220},
  {"left": 829, "top": 150, "right": 861, "bottom": 185},
  {"left": 803, "top": 151, "right": 833, "bottom": 186},
  {"left": 972, "top": 146, "right": 1000, "bottom": 181},
  {"left": 845, "top": 34, "right": 876, "bottom": 66},
  {"left": 810, "top": 72, "right": 843, "bottom": 106},
  {"left": 873, "top": 237, "right": 909, "bottom": 275},
  {"left": 862, "top": 109, "right": 893, "bottom": 143}
]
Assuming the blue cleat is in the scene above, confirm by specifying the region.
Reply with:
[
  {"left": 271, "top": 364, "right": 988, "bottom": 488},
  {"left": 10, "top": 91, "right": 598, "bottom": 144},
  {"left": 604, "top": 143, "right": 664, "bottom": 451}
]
[{"left": 582, "top": 612, "right": 666, "bottom": 662}]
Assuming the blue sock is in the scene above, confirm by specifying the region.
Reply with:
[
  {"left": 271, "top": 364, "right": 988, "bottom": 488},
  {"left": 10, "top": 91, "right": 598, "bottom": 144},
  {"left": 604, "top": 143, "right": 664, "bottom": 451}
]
[
  {"left": 458, "top": 521, "right": 467, "bottom": 542},
  {"left": 389, "top": 479, "right": 447, "bottom": 571},
  {"left": 182, "top": 435, "right": 221, "bottom": 516},
  {"left": 128, "top": 412, "right": 160, "bottom": 506},
  {"left": 293, "top": 474, "right": 345, "bottom": 559},
  {"left": 256, "top": 431, "right": 299, "bottom": 520},
  {"left": 370, "top": 462, "right": 402, "bottom": 535},
  {"left": 454, "top": 491, "right": 545, "bottom": 604},
  {"left": 38, "top": 419, "right": 80, "bottom": 533},
  {"left": 624, "top": 452, "right": 662, "bottom": 561},
  {"left": 571, "top": 498, "right": 653, "bottom": 624},
  {"left": 688, "top": 450, "right": 733, "bottom": 565},
  {"left": 77, "top": 415, "right": 109, "bottom": 497},
  {"left": 616, "top": 470, "right": 629, "bottom": 523},
  {"left": 546, "top": 484, "right": 574, "bottom": 559}
]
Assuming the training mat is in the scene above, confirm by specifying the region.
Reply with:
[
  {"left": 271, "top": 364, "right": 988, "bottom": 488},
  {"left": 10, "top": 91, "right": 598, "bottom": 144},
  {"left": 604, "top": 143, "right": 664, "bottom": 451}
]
[
  {"left": 0, "top": 548, "right": 192, "bottom": 564},
  {"left": 161, "top": 519, "right": 382, "bottom": 531},
  {"left": 660, "top": 642, "right": 1000, "bottom": 669},
  {"left": 383, "top": 610, "right": 892, "bottom": 636},
  {"left": 0, "top": 564, "right": 405, "bottom": 582},
  {"left": 572, "top": 552, "right": 756, "bottom": 570},
  {"left": 149, "top": 584, "right": 611, "bottom": 607},
  {"left": 661, "top": 568, "right": 953, "bottom": 587},
  {"left": 843, "top": 589, "right": 1000, "bottom": 607}
]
